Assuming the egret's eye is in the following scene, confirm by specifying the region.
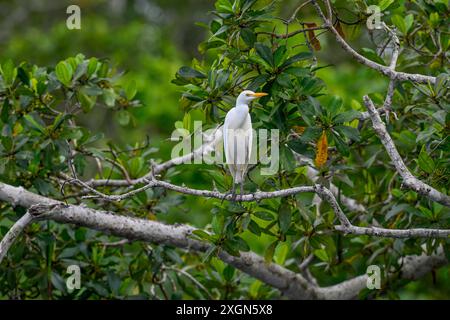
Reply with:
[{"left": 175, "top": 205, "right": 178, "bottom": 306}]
[{"left": 246, "top": 94, "right": 252, "bottom": 97}]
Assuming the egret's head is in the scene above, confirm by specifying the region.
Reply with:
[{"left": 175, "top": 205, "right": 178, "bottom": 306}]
[{"left": 236, "top": 90, "right": 268, "bottom": 105}]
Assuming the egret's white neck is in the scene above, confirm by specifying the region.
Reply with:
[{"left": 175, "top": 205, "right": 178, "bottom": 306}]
[{"left": 235, "top": 102, "right": 249, "bottom": 114}]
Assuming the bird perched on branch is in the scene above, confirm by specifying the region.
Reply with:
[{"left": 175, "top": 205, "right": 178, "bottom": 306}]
[{"left": 223, "top": 90, "right": 268, "bottom": 199}]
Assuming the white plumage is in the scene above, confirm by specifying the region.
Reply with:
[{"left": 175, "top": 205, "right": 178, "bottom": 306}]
[{"left": 223, "top": 90, "right": 267, "bottom": 196}]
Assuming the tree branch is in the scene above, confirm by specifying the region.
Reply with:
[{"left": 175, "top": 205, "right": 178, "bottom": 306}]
[
  {"left": 0, "top": 211, "right": 33, "bottom": 265},
  {"left": 310, "top": 0, "right": 436, "bottom": 84},
  {"left": 258, "top": 25, "right": 327, "bottom": 39},
  {"left": 317, "top": 248, "right": 447, "bottom": 299},
  {"left": 336, "top": 224, "right": 450, "bottom": 238},
  {"left": 295, "top": 153, "right": 366, "bottom": 213},
  {"left": 363, "top": 96, "right": 450, "bottom": 207},
  {"left": 0, "top": 182, "right": 447, "bottom": 299},
  {"left": 55, "top": 171, "right": 450, "bottom": 238},
  {"left": 0, "top": 181, "right": 316, "bottom": 299},
  {"left": 82, "top": 126, "right": 222, "bottom": 188}
]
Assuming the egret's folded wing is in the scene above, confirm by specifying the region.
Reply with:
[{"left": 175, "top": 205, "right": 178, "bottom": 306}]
[{"left": 244, "top": 114, "right": 253, "bottom": 164}]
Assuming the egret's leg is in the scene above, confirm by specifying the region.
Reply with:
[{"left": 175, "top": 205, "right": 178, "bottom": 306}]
[
  {"left": 231, "top": 183, "right": 237, "bottom": 201},
  {"left": 236, "top": 181, "right": 245, "bottom": 204}
]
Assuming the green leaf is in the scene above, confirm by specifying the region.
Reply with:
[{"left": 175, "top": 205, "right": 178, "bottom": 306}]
[
  {"left": 254, "top": 211, "right": 274, "bottom": 221},
  {"left": 87, "top": 57, "right": 99, "bottom": 77},
  {"left": 107, "top": 272, "right": 121, "bottom": 296},
  {"left": 33, "top": 178, "right": 53, "bottom": 195},
  {"left": 55, "top": 61, "right": 73, "bottom": 87},
  {"left": 125, "top": 79, "right": 137, "bottom": 100},
  {"left": 299, "top": 127, "right": 322, "bottom": 143},
  {"left": 418, "top": 145, "right": 434, "bottom": 174},
  {"left": 212, "top": 25, "right": 229, "bottom": 38},
  {"left": 215, "top": 0, "right": 234, "bottom": 14},
  {"left": 273, "top": 242, "right": 289, "bottom": 265},
  {"left": 58, "top": 247, "right": 79, "bottom": 259},
  {"left": 198, "top": 39, "right": 225, "bottom": 54},
  {"left": 51, "top": 272, "right": 67, "bottom": 293},
  {"left": 211, "top": 214, "right": 224, "bottom": 234},
  {"left": 77, "top": 91, "right": 96, "bottom": 113},
  {"left": 192, "top": 230, "right": 212, "bottom": 242},
  {"left": 202, "top": 245, "right": 218, "bottom": 262},
  {"left": 240, "top": 28, "right": 256, "bottom": 47},
  {"left": 223, "top": 265, "right": 235, "bottom": 282},
  {"left": 264, "top": 240, "right": 278, "bottom": 263},
  {"left": 177, "top": 66, "right": 206, "bottom": 79},
  {"left": 24, "top": 114, "right": 45, "bottom": 133},
  {"left": 249, "top": 280, "right": 262, "bottom": 298},
  {"left": 417, "top": 206, "right": 434, "bottom": 220},
  {"left": 328, "top": 96, "right": 342, "bottom": 115},
  {"left": 313, "top": 248, "right": 329, "bottom": 262},
  {"left": 332, "top": 132, "right": 349, "bottom": 156},
  {"left": 223, "top": 242, "right": 240, "bottom": 256},
  {"left": 228, "top": 236, "right": 250, "bottom": 252},
  {"left": 1, "top": 59, "right": 17, "bottom": 87},
  {"left": 429, "top": 12, "right": 440, "bottom": 28},
  {"left": 255, "top": 43, "right": 274, "bottom": 67},
  {"left": 103, "top": 88, "right": 116, "bottom": 107},
  {"left": 1, "top": 99, "right": 11, "bottom": 123},
  {"left": 273, "top": 45, "right": 287, "bottom": 67},
  {"left": 361, "top": 48, "right": 385, "bottom": 65},
  {"left": 281, "top": 145, "right": 296, "bottom": 171},
  {"left": 379, "top": 0, "right": 394, "bottom": 11},
  {"left": 97, "top": 62, "right": 109, "bottom": 78},
  {"left": 17, "top": 67, "right": 30, "bottom": 86},
  {"left": 276, "top": 72, "right": 291, "bottom": 88},
  {"left": 281, "top": 52, "right": 312, "bottom": 68},
  {"left": 73, "top": 61, "right": 87, "bottom": 82},
  {"left": 51, "top": 113, "right": 71, "bottom": 131},
  {"left": 278, "top": 200, "right": 292, "bottom": 234},
  {"left": 248, "top": 219, "right": 261, "bottom": 236},
  {"left": 386, "top": 203, "right": 410, "bottom": 221},
  {"left": 283, "top": 67, "right": 309, "bottom": 77},
  {"left": 404, "top": 14, "right": 414, "bottom": 34},
  {"left": 334, "top": 125, "right": 360, "bottom": 142},
  {"left": 287, "top": 139, "right": 309, "bottom": 155},
  {"left": 128, "top": 157, "right": 144, "bottom": 177},
  {"left": 391, "top": 15, "right": 406, "bottom": 34}
]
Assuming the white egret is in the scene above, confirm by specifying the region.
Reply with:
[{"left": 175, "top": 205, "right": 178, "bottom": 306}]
[{"left": 223, "top": 90, "right": 268, "bottom": 198}]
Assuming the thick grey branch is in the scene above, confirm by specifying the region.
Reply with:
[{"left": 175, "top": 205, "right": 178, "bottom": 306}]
[
  {"left": 0, "top": 181, "right": 315, "bottom": 299},
  {"left": 335, "top": 224, "right": 450, "bottom": 238},
  {"left": 1, "top": 182, "right": 447, "bottom": 299},
  {"left": 61, "top": 174, "right": 450, "bottom": 238}
]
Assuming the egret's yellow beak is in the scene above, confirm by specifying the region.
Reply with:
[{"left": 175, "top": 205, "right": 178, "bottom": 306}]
[{"left": 251, "top": 92, "right": 268, "bottom": 98}]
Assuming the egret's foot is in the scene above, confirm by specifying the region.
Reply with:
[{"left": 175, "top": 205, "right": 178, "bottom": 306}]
[
  {"left": 222, "top": 191, "right": 237, "bottom": 203},
  {"left": 222, "top": 184, "right": 237, "bottom": 203}
]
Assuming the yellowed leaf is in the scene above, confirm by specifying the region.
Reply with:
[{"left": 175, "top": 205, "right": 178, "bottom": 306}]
[
  {"left": 335, "top": 21, "right": 345, "bottom": 39},
  {"left": 292, "top": 125, "right": 306, "bottom": 135},
  {"left": 305, "top": 23, "right": 321, "bottom": 51},
  {"left": 315, "top": 130, "right": 328, "bottom": 167}
]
